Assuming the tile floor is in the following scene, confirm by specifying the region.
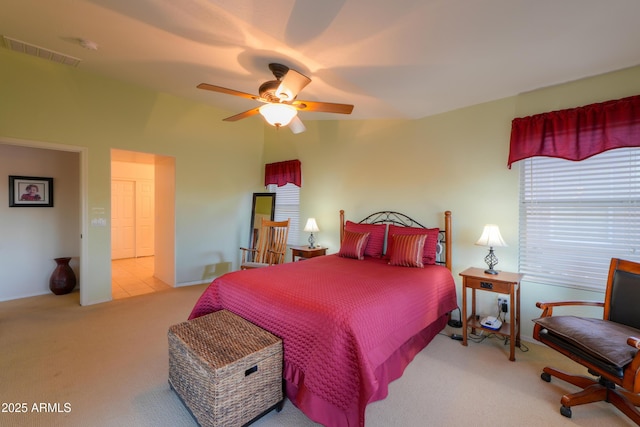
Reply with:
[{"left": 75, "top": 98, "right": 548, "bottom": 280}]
[{"left": 111, "top": 256, "right": 171, "bottom": 299}]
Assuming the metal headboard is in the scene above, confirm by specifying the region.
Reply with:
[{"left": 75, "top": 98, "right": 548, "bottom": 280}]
[
  {"left": 358, "top": 211, "right": 429, "bottom": 228},
  {"left": 339, "top": 210, "right": 452, "bottom": 270}
]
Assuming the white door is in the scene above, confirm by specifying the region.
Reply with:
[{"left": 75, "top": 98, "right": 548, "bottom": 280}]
[
  {"left": 136, "top": 179, "right": 154, "bottom": 257},
  {"left": 111, "top": 180, "right": 136, "bottom": 259}
]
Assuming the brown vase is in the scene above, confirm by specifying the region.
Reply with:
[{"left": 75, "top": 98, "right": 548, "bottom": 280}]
[{"left": 49, "top": 257, "right": 77, "bottom": 295}]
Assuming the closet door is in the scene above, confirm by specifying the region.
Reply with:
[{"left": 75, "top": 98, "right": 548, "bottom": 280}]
[
  {"left": 136, "top": 179, "right": 154, "bottom": 257},
  {"left": 111, "top": 180, "right": 136, "bottom": 259}
]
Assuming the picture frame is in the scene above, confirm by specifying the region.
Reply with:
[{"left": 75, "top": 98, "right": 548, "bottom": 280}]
[{"left": 9, "top": 175, "right": 54, "bottom": 207}]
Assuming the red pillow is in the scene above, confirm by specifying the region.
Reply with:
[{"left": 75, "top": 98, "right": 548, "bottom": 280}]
[
  {"left": 338, "top": 230, "right": 370, "bottom": 260},
  {"left": 344, "top": 221, "right": 386, "bottom": 258},
  {"left": 386, "top": 224, "right": 439, "bottom": 265},
  {"left": 388, "top": 234, "right": 427, "bottom": 268}
]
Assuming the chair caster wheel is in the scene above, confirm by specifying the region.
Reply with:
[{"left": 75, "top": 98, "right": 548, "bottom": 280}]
[
  {"left": 541, "top": 372, "right": 551, "bottom": 382},
  {"left": 560, "top": 405, "right": 572, "bottom": 418}
]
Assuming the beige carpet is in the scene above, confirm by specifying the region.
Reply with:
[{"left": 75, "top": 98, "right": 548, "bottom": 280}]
[{"left": 0, "top": 286, "right": 636, "bottom": 427}]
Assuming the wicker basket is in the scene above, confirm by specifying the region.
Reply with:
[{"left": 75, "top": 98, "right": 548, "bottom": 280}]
[{"left": 168, "top": 310, "right": 283, "bottom": 427}]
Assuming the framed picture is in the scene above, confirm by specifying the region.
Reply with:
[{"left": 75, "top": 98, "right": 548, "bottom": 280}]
[{"left": 9, "top": 175, "right": 54, "bottom": 207}]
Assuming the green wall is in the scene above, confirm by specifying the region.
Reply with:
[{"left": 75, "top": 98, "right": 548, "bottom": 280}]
[
  {"left": 3, "top": 44, "right": 640, "bottom": 339},
  {"left": 264, "top": 65, "right": 640, "bottom": 340},
  {"left": 0, "top": 48, "right": 265, "bottom": 304}
]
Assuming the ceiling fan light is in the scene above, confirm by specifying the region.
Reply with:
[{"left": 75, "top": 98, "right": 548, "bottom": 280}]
[{"left": 259, "top": 103, "right": 297, "bottom": 127}]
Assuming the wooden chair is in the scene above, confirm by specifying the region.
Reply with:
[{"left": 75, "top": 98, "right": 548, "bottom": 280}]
[
  {"left": 533, "top": 258, "right": 640, "bottom": 423},
  {"left": 240, "top": 218, "right": 290, "bottom": 269}
]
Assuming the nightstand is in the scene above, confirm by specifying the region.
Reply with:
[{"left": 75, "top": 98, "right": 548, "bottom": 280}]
[
  {"left": 459, "top": 267, "right": 524, "bottom": 361},
  {"left": 290, "top": 245, "right": 327, "bottom": 262}
]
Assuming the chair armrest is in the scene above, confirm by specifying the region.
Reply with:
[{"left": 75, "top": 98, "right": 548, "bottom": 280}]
[
  {"left": 536, "top": 300, "right": 604, "bottom": 317},
  {"left": 239, "top": 247, "right": 258, "bottom": 253},
  {"left": 266, "top": 249, "right": 286, "bottom": 265},
  {"left": 624, "top": 337, "right": 640, "bottom": 391},
  {"left": 239, "top": 247, "right": 259, "bottom": 264}
]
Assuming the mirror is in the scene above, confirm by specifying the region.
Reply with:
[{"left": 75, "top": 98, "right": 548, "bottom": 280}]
[{"left": 249, "top": 193, "right": 276, "bottom": 248}]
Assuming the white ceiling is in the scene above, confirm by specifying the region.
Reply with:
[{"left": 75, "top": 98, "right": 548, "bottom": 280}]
[{"left": 3, "top": 0, "right": 640, "bottom": 122}]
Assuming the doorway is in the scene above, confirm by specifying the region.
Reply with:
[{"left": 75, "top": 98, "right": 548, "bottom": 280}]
[
  {"left": 0, "top": 139, "right": 87, "bottom": 303},
  {"left": 111, "top": 149, "right": 175, "bottom": 298}
]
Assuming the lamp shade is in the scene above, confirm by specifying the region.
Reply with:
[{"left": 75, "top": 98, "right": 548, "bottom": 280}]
[
  {"left": 475, "top": 224, "right": 507, "bottom": 247},
  {"left": 259, "top": 103, "right": 297, "bottom": 127},
  {"left": 304, "top": 218, "right": 319, "bottom": 233}
]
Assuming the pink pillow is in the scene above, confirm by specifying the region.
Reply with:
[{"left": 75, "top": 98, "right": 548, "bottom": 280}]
[
  {"left": 386, "top": 224, "right": 439, "bottom": 265},
  {"left": 338, "top": 230, "right": 371, "bottom": 260},
  {"left": 388, "top": 234, "right": 427, "bottom": 268},
  {"left": 344, "top": 221, "right": 386, "bottom": 258}
]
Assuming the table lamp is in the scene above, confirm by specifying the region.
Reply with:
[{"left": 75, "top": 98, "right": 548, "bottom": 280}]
[
  {"left": 475, "top": 224, "right": 507, "bottom": 274},
  {"left": 304, "top": 218, "right": 319, "bottom": 249}
]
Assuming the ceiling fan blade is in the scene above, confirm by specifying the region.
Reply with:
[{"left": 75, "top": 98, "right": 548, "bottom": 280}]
[
  {"left": 276, "top": 69, "right": 311, "bottom": 101},
  {"left": 197, "top": 83, "right": 259, "bottom": 101},
  {"left": 223, "top": 107, "right": 261, "bottom": 122},
  {"left": 293, "top": 100, "right": 354, "bottom": 114},
  {"left": 289, "top": 116, "right": 306, "bottom": 134}
]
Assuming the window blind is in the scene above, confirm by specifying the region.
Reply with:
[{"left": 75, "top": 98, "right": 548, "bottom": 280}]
[
  {"left": 267, "top": 183, "right": 300, "bottom": 245},
  {"left": 519, "top": 148, "right": 640, "bottom": 291}
]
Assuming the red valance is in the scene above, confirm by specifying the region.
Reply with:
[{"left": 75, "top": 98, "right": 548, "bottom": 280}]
[
  {"left": 264, "top": 159, "right": 301, "bottom": 187},
  {"left": 508, "top": 95, "right": 640, "bottom": 168}
]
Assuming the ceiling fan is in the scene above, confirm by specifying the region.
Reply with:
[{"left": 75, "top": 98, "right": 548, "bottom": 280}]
[{"left": 197, "top": 63, "right": 354, "bottom": 134}]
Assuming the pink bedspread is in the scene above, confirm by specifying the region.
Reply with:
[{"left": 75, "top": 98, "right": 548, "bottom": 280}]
[{"left": 189, "top": 255, "right": 457, "bottom": 427}]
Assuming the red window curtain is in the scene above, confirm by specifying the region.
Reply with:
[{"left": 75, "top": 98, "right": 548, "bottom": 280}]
[
  {"left": 508, "top": 94, "right": 640, "bottom": 168},
  {"left": 264, "top": 159, "right": 302, "bottom": 187}
]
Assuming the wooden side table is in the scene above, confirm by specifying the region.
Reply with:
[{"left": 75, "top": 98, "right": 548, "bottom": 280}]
[
  {"left": 290, "top": 245, "right": 327, "bottom": 262},
  {"left": 459, "top": 267, "right": 524, "bottom": 361}
]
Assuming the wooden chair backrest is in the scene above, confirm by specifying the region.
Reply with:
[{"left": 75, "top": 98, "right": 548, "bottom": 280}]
[
  {"left": 605, "top": 258, "right": 640, "bottom": 329},
  {"left": 254, "top": 218, "right": 290, "bottom": 265}
]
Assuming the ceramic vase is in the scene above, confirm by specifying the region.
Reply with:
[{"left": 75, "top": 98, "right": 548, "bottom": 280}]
[{"left": 49, "top": 257, "right": 77, "bottom": 295}]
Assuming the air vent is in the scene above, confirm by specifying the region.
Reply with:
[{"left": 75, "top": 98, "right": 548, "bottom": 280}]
[{"left": 3, "top": 36, "right": 81, "bottom": 67}]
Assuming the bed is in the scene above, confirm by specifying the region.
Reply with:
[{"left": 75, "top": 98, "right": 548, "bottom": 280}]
[{"left": 189, "top": 210, "right": 457, "bottom": 427}]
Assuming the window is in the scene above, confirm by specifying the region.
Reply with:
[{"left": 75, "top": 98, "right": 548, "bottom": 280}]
[
  {"left": 519, "top": 148, "right": 640, "bottom": 291},
  {"left": 267, "top": 183, "right": 300, "bottom": 245}
]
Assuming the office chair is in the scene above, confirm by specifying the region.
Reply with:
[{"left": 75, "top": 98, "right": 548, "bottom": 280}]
[{"left": 533, "top": 258, "right": 640, "bottom": 423}]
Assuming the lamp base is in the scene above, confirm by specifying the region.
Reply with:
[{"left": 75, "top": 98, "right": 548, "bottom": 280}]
[{"left": 483, "top": 247, "right": 499, "bottom": 275}]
